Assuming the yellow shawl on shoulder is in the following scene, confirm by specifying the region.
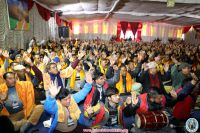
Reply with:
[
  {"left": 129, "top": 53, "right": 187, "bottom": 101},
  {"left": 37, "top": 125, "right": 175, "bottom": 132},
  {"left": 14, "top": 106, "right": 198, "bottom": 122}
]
[{"left": 57, "top": 97, "right": 81, "bottom": 122}]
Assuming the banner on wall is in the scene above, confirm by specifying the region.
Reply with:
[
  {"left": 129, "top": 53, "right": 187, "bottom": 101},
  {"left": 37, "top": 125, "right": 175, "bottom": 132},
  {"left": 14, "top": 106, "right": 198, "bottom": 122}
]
[{"left": 7, "top": 0, "right": 30, "bottom": 30}]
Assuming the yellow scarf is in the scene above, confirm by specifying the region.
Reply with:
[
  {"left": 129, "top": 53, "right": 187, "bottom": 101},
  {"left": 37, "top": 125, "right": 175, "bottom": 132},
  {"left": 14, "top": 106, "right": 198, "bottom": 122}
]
[
  {"left": 116, "top": 72, "right": 133, "bottom": 94},
  {"left": 99, "top": 65, "right": 107, "bottom": 75},
  {"left": 70, "top": 69, "right": 84, "bottom": 90},
  {"left": 57, "top": 97, "right": 81, "bottom": 122},
  {"left": 118, "top": 58, "right": 122, "bottom": 67},
  {"left": 33, "top": 46, "right": 39, "bottom": 53},
  {"left": 0, "top": 65, "right": 5, "bottom": 85},
  {"left": 0, "top": 57, "right": 4, "bottom": 66},
  {"left": 61, "top": 63, "right": 68, "bottom": 70},
  {"left": 156, "top": 64, "right": 164, "bottom": 75}
]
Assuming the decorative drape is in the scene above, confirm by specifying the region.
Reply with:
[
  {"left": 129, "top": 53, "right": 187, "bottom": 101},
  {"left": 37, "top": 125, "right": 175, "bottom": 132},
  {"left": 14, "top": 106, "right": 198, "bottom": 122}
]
[
  {"left": 116, "top": 22, "right": 121, "bottom": 41},
  {"left": 129, "top": 22, "right": 139, "bottom": 36},
  {"left": 120, "top": 21, "right": 128, "bottom": 37},
  {"left": 55, "top": 13, "right": 62, "bottom": 26},
  {"left": 69, "top": 22, "right": 73, "bottom": 30},
  {"left": 192, "top": 25, "right": 200, "bottom": 39},
  {"left": 185, "top": 27, "right": 200, "bottom": 45},
  {"left": 36, "top": 3, "right": 51, "bottom": 21},
  {"left": 182, "top": 26, "right": 191, "bottom": 34},
  {"left": 137, "top": 23, "right": 142, "bottom": 42},
  {"left": 141, "top": 22, "right": 182, "bottom": 43},
  {"left": 71, "top": 20, "right": 117, "bottom": 40},
  {"left": 193, "top": 25, "right": 200, "bottom": 32},
  {"left": 28, "top": 0, "right": 34, "bottom": 11}
]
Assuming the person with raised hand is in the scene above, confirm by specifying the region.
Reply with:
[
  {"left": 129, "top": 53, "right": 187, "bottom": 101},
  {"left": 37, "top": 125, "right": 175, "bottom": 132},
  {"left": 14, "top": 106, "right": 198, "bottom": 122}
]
[{"left": 44, "top": 72, "right": 93, "bottom": 133}]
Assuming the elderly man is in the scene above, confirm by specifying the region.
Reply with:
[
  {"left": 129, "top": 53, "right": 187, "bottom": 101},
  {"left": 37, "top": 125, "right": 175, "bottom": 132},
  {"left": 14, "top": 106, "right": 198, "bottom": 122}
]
[
  {"left": 171, "top": 58, "right": 192, "bottom": 90},
  {"left": 139, "top": 61, "right": 170, "bottom": 94}
]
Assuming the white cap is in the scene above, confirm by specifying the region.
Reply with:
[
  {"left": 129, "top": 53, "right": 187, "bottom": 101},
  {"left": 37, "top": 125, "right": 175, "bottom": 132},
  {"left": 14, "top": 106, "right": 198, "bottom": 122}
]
[
  {"left": 147, "top": 61, "right": 157, "bottom": 69},
  {"left": 14, "top": 64, "right": 25, "bottom": 71}
]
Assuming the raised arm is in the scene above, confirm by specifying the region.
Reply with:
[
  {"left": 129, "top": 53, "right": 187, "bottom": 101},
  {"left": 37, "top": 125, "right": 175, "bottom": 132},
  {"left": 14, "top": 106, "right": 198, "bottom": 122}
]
[
  {"left": 72, "top": 72, "right": 93, "bottom": 103},
  {"left": 106, "top": 65, "right": 120, "bottom": 86}
]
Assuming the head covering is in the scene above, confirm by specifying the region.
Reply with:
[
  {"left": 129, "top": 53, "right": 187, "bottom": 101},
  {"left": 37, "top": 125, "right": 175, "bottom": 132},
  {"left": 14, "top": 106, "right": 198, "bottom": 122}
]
[
  {"left": 132, "top": 83, "right": 142, "bottom": 95},
  {"left": 147, "top": 61, "right": 157, "bottom": 69},
  {"left": 53, "top": 57, "right": 60, "bottom": 63},
  {"left": 179, "top": 62, "right": 192, "bottom": 70},
  {"left": 15, "top": 54, "right": 21, "bottom": 59},
  {"left": 14, "top": 64, "right": 25, "bottom": 71}
]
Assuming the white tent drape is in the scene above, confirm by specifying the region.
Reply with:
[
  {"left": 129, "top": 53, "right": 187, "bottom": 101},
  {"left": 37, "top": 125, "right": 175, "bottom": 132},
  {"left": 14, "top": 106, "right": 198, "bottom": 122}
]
[
  {"left": 71, "top": 20, "right": 117, "bottom": 40},
  {"left": 184, "top": 27, "right": 200, "bottom": 45},
  {"left": 141, "top": 22, "right": 183, "bottom": 43}
]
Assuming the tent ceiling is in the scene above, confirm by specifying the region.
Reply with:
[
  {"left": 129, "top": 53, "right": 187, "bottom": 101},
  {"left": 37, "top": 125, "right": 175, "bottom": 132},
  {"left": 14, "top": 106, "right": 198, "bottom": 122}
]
[{"left": 36, "top": 0, "right": 200, "bottom": 25}]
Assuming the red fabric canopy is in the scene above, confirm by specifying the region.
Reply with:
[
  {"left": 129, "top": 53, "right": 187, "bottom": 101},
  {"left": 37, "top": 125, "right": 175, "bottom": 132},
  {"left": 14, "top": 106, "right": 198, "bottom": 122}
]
[
  {"left": 129, "top": 22, "right": 139, "bottom": 36},
  {"left": 136, "top": 23, "right": 143, "bottom": 42},
  {"left": 36, "top": 3, "right": 51, "bottom": 21},
  {"left": 193, "top": 25, "right": 200, "bottom": 32},
  {"left": 120, "top": 21, "right": 128, "bottom": 37},
  {"left": 116, "top": 22, "right": 121, "bottom": 41},
  {"left": 55, "top": 13, "right": 62, "bottom": 26},
  {"left": 182, "top": 26, "right": 191, "bottom": 34},
  {"left": 28, "top": 0, "right": 34, "bottom": 11}
]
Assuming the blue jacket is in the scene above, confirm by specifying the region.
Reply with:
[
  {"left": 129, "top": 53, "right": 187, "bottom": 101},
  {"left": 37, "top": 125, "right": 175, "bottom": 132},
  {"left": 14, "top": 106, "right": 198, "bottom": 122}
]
[{"left": 44, "top": 83, "right": 92, "bottom": 133}]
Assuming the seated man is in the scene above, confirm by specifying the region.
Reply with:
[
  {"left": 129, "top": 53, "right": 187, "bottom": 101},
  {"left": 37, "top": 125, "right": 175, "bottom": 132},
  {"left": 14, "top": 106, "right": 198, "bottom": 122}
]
[
  {"left": 104, "top": 87, "right": 133, "bottom": 129},
  {"left": 124, "top": 88, "right": 176, "bottom": 133},
  {"left": 0, "top": 72, "right": 44, "bottom": 133},
  {"left": 139, "top": 61, "right": 170, "bottom": 94},
  {"left": 44, "top": 72, "right": 93, "bottom": 133},
  {"left": 124, "top": 88, "right": 171, "bottom": 115}
]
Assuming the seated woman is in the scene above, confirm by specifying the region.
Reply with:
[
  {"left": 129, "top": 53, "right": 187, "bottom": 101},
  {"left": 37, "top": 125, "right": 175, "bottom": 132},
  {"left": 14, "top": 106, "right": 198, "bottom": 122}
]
[{"left": 44, "top": 72, "right": 93, "bottom": 133}]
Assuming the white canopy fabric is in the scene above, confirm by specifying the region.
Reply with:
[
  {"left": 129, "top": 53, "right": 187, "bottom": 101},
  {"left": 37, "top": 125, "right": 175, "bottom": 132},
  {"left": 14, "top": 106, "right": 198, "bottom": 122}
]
[{"left": 36, "top": 0, "right": 200, "bottom": 26}]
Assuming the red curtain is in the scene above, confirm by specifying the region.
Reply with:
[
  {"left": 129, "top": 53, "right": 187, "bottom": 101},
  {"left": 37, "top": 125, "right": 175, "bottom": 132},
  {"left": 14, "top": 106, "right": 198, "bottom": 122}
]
[
  {"left": 55, "top": 13, "right": 62, "bottom": 26},
  {"left": 120, "top": 21, "right": 128, "bottom": 37},
  {"left": 28, "top": 0, "right": 34, "bottom": 11},
  {"left": 129, "top": 22, "right": 139, "bottom": 36},
  {"left": 116, "top": 22, "right": 121, "bottom": 41},
  {"left": 36, "top": 3, "right": 51, "bottom": 21},
  {"left": 137, "top": 23, "right": 143, "bottom": 42},
  {"left": 182, "top": 26, "right": 191, "bottom": 34},
  {"left": 69, "top": 22, "right": 72, "bottom": 30},
  {"left": 193, "top": 25, "right": 200, "bottom": 32},
  {"left": 193, "top": 25, "right": 200, "bottom": 39}
]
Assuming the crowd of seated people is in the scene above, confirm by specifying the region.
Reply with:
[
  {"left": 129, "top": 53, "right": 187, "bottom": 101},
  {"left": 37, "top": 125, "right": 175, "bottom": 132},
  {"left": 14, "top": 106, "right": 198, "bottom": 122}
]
[{"left": 0, "top": 37, "right": 199, "bottom": 133}]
